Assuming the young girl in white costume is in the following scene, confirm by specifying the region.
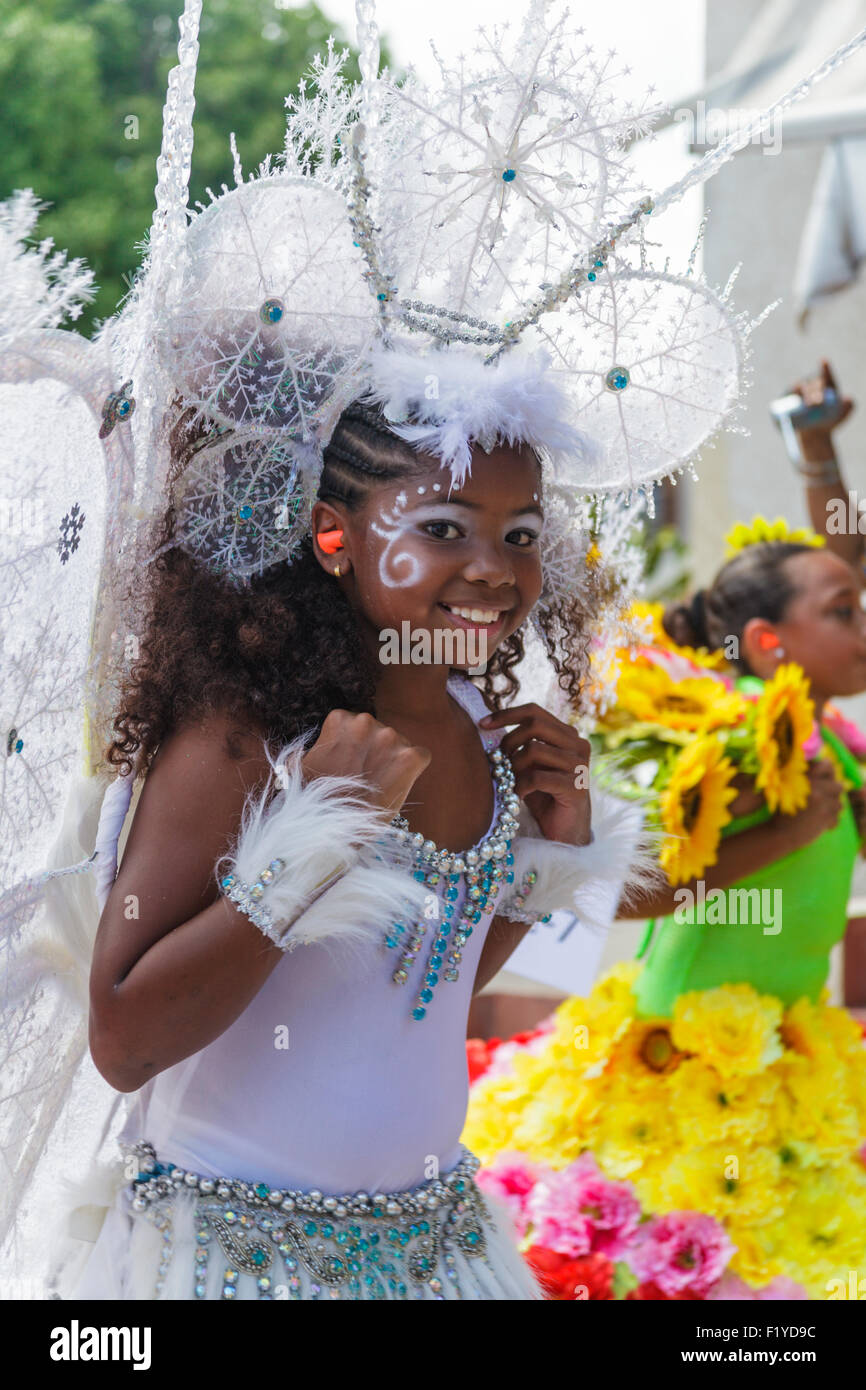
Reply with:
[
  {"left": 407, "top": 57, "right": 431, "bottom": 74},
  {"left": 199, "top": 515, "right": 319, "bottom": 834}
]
[
  {"left": 2, "top": 0, "right": 863, "bottom": 1303},
  {"left": 79, "top": 405, "right": 617, "bottom": 1301}
]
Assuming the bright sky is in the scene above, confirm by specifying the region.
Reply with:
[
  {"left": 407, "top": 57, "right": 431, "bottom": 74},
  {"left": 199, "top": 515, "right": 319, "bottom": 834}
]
[{"left": 280, "top": 0, "right": 707, "bottom": 266}]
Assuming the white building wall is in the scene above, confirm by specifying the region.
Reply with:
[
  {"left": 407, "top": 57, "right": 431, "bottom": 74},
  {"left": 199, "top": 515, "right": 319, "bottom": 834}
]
[{"left": 691, "top": 0, "right": 866, "bottom": 583}]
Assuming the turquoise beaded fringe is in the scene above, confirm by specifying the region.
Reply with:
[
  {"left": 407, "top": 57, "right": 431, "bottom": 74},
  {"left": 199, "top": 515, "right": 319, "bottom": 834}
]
[{"left": 125, "top": 1140, "right": 496, "bottom": 1301}]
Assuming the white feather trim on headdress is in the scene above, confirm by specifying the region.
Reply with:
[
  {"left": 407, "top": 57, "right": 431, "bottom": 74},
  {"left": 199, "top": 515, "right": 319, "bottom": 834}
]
[
  {"left": 217, "top": 734, "right": 429, "bottom": 954},
  {"left": 362, "top": 344, "right": 601, "bottom": 486}
]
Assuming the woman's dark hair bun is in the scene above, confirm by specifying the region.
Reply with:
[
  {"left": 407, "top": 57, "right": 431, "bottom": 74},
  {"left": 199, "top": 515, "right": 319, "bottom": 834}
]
[{"left": 662, "top": 589, "right": 709, "bottom": 650}]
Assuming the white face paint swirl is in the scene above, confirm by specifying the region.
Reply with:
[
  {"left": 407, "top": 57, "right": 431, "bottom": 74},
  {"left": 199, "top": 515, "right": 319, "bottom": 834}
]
[{"left": 369, "top": 491, "right": 424, "bottom": 589}]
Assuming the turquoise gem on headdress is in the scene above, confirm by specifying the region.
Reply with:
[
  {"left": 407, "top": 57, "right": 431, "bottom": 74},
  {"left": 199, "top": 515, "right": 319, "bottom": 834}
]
[
  {"left": 98, "top": 380, "right": 136, "bottom": 439},
  {"left": 604, "top": 365, "right": 631, "bottom": 393},
  {"left": 6, "top": 728, "right": 23, "bottom": 755},
  {"left": 587, "top": 271, "right": 596, "bottom": 281},
  {"left": 237, "top": 504, "right": 254, "bottom": 522},
  {"left": 260, "top": 298, "right": 284, "bottom": 325},
  {"left": 501, "top": 168, "right": 516, "bottom": 181},
  {"left": 412, "top": 1006, "right": 426, "bottom": 1021}
]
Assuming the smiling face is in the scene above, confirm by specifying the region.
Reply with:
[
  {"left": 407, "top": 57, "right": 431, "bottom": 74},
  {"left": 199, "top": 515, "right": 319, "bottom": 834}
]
[
  {"left": 312, "top": 442, "right": 545, "bottom": 671},
  {"left": 744, "top": 550, "right": 866, "bottom": 703}
]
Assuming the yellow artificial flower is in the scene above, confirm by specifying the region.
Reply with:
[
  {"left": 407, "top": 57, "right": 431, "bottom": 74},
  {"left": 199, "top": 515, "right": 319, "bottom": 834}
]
[
  {"left": 607, "top": 1018, "right": 684, "bottom": 1079},
  {"left": 666, "top": 1057, "right": 780, "bottom": 1147},
  {"left": 671, "top": 984, "right": 783, "bottom": 1077},
  {"left": 625, "top": 599, "right": 728, "bottom": 671},
  {"left": 773, "top": 1165, "right": 866, "bottom": 1296},
  {"left": 724, "top": 515, "right": 825, "bottom": 558},
  {"left": 617, "top": 662, "right": 747, "bottom": 732},
  {"left": 655, "top": 1142, "right": 790, "bottom": 1227},
  {"left": 659, "top": 736, "right": 738, "bottom": 885},
  {"left": 753, "top": 663, "right": 815, "bottom": 814},
  {"left": 725, "top": 1221, "right": 785, "bottom": 1288},
  {"left": 773, "top": 1050, "right": 862, "bottom": 1155},
  {"left": 590, "top": 1091, "right": 674, "bottom": 1181},
  {"left": 783, "top": 995, "right": 866, "bottom": 1064}
]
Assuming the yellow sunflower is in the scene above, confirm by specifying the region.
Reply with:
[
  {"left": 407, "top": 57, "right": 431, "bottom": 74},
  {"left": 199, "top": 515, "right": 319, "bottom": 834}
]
[
  {"left": 753, "top": 663, "right": 815, "bottom": 814},
  {"left": 659, "top": 736, "right": 739, "bottom": 885},
  {"left": 724, "top": 515, "right": 825, "bottom": 557},
  {"left": 608, "top": 1017, "right": 684, "bottom": 1078},
  {"left": 617, "top": 662, "right": 747, "bottom": 733}
]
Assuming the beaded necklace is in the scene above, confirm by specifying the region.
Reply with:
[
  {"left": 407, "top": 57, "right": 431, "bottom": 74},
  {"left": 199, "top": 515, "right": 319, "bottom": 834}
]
[{"left": 385, "top": 747, "right": 520, "bottom": 1020}]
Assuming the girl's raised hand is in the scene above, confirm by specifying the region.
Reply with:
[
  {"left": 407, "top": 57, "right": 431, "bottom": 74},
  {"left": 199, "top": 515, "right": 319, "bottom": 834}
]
[
  {"left": 302, "top": 709, "right": 431, "bottom": 816},
  {"left": 480, "top": 703, "right": 592, "bottom": 846},
  {"left": 785, "top": 758, "right": 844, "bottom": 851}
]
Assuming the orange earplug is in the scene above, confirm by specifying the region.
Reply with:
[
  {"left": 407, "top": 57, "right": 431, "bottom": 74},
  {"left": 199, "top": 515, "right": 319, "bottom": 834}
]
[
  {"left": 758, "top": 631, "right": 780, "bottom": 651},
  {"left": 317, "top": 528, "right": 344, "bottom": 555}
]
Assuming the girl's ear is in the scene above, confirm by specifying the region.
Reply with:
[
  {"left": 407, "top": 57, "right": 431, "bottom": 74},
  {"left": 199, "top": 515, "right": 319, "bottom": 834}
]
[
  {"left": 310, "top": 500, "right": 351, "bottom": 575},
  {"left": 741, "top": 617, "right": 783, "bottom": 675}
]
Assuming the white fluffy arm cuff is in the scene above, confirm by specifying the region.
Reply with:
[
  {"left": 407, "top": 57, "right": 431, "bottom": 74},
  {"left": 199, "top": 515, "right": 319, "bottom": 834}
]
[
  {"left": 215, "top": 736, "right": 428, "bottom": 952},
  {"left": 497, "top": 779, "right": 658, "bottom": 931}
]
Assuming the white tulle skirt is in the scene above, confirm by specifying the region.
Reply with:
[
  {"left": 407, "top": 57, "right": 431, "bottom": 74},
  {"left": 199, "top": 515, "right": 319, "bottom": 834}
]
[{"left": 63, "top": 1144, "right": 542, "bottom": 1302}]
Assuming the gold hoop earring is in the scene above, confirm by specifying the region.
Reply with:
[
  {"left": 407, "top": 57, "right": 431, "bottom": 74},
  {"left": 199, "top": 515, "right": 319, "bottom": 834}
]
[{"left": 334, "top": 564, "right": 342, "bottom": 578}]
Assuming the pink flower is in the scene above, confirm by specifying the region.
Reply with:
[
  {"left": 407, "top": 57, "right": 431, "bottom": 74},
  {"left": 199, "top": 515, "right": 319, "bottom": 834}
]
[
  {"left": 629, "top": 1211, "right": 734, "bottom": 1297},
  {"left": 639, "top": 647, "right": 729, "bottom": 684},
  {"left": 526, "top": 1154, "right": 641, "bottom": 1260},
  {"left": 825, "top": 704, "right": 866, "bottom": 758},
  {"left": 476, "top": 1153, "right": 547, "bottom": 1237},
  {"left": 802, "top": 723, "right": 822, "bottom": 759},
  {"left": 706, "top": 1272, "right": 808, "bottom": 1301}
]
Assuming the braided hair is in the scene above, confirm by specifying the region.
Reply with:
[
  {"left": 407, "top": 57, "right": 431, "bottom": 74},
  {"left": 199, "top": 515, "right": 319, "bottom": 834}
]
[{"left": 105, "top": 401, "right": 595, "bottom": 776}]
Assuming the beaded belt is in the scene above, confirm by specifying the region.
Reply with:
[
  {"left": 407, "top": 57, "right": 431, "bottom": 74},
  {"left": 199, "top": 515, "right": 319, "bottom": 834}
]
[{"left": 124, "top": 1140, "right": 494, "bottom": 1300}]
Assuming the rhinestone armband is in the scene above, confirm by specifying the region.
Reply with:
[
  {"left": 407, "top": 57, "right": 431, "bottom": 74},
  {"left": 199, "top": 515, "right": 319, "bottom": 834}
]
[
  {"left": 219, "top": 858, "right": 286, "bottom": 932},
  {"left": 499, "top": 869, "right": 554, "bottom": 926}
]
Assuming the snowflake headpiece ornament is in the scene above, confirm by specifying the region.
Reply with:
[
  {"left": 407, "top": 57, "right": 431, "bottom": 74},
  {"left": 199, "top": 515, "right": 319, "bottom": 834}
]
[{"left": 1, "top": 0, "right": 865, "bottom": 771}]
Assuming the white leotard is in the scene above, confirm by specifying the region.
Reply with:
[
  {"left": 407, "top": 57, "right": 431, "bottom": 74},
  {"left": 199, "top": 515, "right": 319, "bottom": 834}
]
[{"left": 116, "top": 674, "right": 504, "bottom": 1195}]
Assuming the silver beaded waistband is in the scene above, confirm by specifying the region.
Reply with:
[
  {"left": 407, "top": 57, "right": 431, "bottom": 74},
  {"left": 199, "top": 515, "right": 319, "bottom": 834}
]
[{"left": 123, "top": 1140, "right": 493, "bottom": 1300}]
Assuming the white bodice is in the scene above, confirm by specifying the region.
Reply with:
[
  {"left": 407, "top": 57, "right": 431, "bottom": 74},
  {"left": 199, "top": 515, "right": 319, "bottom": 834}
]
[{"left": 117, "top": 675, "right": 506, "bottom": 1195}]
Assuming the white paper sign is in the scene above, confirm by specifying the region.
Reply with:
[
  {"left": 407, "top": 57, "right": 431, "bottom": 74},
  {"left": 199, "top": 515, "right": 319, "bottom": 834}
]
[{"left": 506, "top": 882, "right": 619, "bottom": 996}]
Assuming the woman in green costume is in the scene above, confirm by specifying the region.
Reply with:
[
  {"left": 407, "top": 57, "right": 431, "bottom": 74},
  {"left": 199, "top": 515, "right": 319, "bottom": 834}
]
[{"left": 463, "top": 535, "right": 866, "bottom": 1298}]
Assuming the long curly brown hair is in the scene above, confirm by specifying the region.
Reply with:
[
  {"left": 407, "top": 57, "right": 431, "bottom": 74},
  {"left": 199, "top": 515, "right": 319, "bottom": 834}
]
[{"left": 105, "top": 402, "right": 602, "bottom": 778}]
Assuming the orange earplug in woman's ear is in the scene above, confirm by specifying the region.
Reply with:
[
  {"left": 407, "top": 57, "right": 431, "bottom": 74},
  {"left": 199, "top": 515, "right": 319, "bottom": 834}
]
[
  {"left": 758, "top": 630, "right": 780, "bottom": 651},
  {"left": 317, "top": 528, "right": 344, "bottom": 555}
]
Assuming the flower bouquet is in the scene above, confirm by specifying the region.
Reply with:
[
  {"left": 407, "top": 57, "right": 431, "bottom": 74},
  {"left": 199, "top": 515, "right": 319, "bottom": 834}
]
[{"left": 591, "top": 604, "right": 820, "bottom": 886}]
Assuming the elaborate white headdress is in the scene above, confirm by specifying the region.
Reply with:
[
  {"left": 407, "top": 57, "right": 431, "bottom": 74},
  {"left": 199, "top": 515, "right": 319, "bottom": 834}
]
[{"left": 2, "top": 0, "right": 866, "bottom": 1287}]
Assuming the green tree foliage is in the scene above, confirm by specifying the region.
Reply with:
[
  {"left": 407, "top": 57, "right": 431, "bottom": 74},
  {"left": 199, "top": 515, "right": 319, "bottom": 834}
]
[{"left": 1, "top": 1, "right": 379, "bottom": 331}]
